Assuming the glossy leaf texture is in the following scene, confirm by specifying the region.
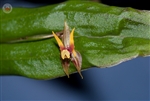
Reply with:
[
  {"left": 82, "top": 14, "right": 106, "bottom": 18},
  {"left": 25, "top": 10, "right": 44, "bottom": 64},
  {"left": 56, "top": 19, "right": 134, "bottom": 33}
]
[{"left": 0, "top": 1, "right": 150, "bottom": 79}]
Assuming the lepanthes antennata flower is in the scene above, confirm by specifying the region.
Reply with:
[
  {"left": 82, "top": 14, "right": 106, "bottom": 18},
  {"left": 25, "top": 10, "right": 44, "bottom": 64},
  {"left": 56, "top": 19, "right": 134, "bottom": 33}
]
[{"left": 52, "top": 22, "right": 83, "bottom": 79}]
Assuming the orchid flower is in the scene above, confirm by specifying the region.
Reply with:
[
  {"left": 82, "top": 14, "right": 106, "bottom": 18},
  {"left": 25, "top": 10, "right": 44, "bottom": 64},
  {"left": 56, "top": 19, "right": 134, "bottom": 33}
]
[{"left": 52, "top": 22, "right": 83, "bottom": 79}]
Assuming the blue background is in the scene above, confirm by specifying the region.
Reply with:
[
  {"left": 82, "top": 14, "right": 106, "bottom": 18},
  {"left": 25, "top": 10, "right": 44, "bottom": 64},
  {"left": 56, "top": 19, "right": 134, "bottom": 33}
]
[
  {"left": 0, "top": 0, "right": 150, "bottom": 101},
  {"left": 1, "top": 57, "right": 150, "bottom": 101}
]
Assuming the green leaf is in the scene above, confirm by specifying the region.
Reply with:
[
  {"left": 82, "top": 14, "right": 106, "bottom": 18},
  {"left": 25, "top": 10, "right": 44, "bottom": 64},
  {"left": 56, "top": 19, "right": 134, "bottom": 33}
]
[{"left": 0, "top": 1, "right": 150, "bottom": 79}]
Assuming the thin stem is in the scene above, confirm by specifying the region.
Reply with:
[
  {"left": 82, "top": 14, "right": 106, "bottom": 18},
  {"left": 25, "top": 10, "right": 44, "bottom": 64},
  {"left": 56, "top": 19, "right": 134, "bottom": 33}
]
[{"left": 4, "top": 31, "right": 63, "bottom": 43}]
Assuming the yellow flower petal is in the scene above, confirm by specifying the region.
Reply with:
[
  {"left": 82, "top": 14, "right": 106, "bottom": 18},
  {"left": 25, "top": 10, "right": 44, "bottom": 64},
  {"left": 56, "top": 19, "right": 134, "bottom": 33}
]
[
  {"left": 69, "top": 28, "right": 75, "bottom": 46},
  {"left": 72, "top": 50, "right": 77, "bottom": 57},
  {"left": 52, "top": 31, "right": 64, "bottom": 50}
]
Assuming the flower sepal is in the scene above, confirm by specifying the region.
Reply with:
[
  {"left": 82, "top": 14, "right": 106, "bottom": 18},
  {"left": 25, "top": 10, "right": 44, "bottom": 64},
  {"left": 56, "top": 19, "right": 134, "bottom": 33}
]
[{"left": 52, "top": 22, "right": 83, "bottom": 79}]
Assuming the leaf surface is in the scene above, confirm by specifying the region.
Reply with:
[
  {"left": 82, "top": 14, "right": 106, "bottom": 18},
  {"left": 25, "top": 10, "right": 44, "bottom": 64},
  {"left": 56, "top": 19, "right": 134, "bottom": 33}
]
[{"left": 0, "top": 1, "right": 150, "bottom": 79}]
